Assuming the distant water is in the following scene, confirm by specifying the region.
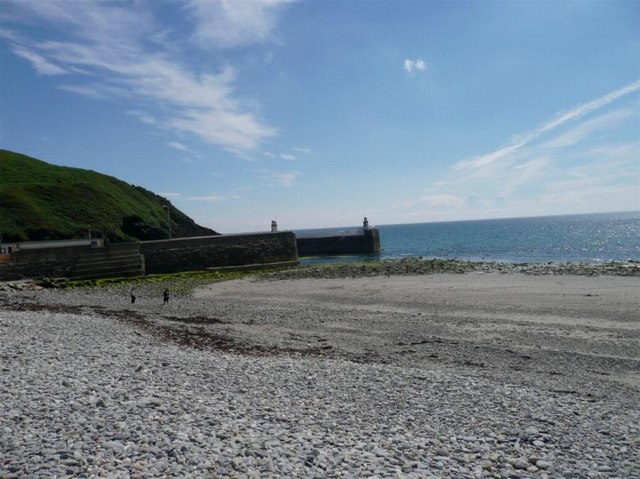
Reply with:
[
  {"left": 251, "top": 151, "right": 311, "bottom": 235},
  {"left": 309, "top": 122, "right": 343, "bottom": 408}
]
[{"left": 296, "top": 211, "right": 640, "bottom": 264}]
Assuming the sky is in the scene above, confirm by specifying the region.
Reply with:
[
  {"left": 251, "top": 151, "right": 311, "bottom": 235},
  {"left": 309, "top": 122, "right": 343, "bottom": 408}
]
[{"left": 1, "top": 0, "right": 639, "bottom": 234}]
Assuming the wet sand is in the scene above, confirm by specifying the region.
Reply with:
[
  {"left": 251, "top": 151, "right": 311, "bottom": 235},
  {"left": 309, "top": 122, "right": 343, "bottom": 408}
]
[{"left": 193, "top": 273, "right": 640, "bottom": 396}]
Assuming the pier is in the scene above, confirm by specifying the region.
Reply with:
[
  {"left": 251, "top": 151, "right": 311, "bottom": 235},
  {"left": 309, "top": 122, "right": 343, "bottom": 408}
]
[{"left": 296, "top": 218, "right": 381, "bottom": 256}]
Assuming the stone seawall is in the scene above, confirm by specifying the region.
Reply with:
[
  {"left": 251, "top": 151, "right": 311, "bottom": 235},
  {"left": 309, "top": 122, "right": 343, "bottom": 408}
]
[
  {"left": 297, "top": 228, "right": 381, "bottom": 256},
  {"left": 0, "top": 245, "right": 91, "bottom": 280},
  {"left": 140, "top": 232, "right": 298, "bottom": 274},
  {"left": 0, "top": 232, "right": 298, "bottom": 280}
]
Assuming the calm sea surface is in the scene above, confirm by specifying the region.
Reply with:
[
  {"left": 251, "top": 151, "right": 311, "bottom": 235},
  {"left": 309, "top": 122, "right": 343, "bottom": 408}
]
[{"left": 296, "top": 211, "right": 640, "bottom": 264}]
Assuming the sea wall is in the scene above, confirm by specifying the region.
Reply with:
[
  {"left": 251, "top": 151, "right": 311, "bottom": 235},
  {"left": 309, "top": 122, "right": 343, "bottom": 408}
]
[
  {"left": 140, "top": 232, "right": 298, "bottom": 274},
  {"left": 297, "top": 228, "right": 381, "bottom": 256},
  {"left": 0, "top": 232, "right": 298, "bottom": 280},
  {"left": 0, "top": 245, "right": 91, "bottom": 280}
]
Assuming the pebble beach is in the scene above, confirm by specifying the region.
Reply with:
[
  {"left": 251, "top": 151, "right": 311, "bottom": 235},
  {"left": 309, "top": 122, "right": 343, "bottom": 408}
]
[{"left": 1, "top": 260, "right": 639, "bottom": 478}]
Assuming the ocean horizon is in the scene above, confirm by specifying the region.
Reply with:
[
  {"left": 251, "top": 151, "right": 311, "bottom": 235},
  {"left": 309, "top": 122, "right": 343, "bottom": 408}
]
[{"left": 296, "top": 211, "right": 640, "bottom": 264}]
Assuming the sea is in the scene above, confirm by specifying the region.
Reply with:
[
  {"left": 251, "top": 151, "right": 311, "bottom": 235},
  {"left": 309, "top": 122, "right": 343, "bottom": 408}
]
[{"left": 295, "top": 211, "right": 640, "bottom": 265}]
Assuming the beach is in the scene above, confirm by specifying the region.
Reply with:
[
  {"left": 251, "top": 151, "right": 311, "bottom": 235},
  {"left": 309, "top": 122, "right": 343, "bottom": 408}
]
[{"left": 1, "top": 264, "right": 639, "bottom": 478}]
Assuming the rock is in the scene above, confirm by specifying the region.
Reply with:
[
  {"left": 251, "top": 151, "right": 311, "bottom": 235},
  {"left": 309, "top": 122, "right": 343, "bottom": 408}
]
[
  {"left": 514, "top": 459, "right": 529, "bottom": 470},
  {"left": 1, "top": 270, "right": 638, "bottom": 479},
  {"left": 536, "top": 460, "right": 552, "bottom": 469}
]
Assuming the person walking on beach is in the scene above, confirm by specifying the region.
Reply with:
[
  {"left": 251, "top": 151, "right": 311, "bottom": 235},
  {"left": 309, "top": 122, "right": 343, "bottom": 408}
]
[
  {"left": 163, "top": 288, "right": 170, "bottom": 305},
  {"left": 130, "top": 287, "right": 136, "bottom": 304}
]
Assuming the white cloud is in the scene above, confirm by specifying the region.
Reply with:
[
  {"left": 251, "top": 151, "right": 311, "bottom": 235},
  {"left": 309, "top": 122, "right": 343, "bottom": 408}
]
[
  {"left": 454, "top": 143, "right": 523, "bottom": 172},
  {"left": 292, "top": 146, "right": 312, "bottom": 154},
  {"left": 183, "top": 195, "right": 226, "bottom": 202},
  {"left": 403, "top": 58, "right": 427, "bottom": 74},
  {"left": 280, "top": 153, "right": 296, "bottom": 161},
  {"left": 538, "top": 81, "right": 640, "bottom": 135},
  {"left": 58, "top": 83, "right": 118, "bottom": 99},
  {"left": 167, "top": 141, "right": 190, "bottom": 152},
  {"left": 455, "top": 80, "right": 640, "bottom": 172},
  {"left": 271, "top": 171, "right": 299, "bottom": 187},
  {"left": 540, "top": 160, "right": 640, "bottom": 212},
  {"left": 170, "top": 108, "right": 276, "bottom": 151},
  {"left": 187, "top": 0, "right": 296, "bottom": 49},
  {"left": 3, "top": 0, "right": 281, "bottom": 153},
  {"left": 256, "top": 169, "right": 300, "bottom": 187},
  {"left": 166, "top": 141, "right": 201, "bottom": 160},
  {"left": 396, "top": 82, "right": 640, "bottom": 223},
  {"left": 541, "top": 108, "right": 636, "bottom": 149},
  {"left": 11, "top": 44, "right": 66, "bottom": 75},
  {"left": 126, "top": 110, "right": 157, "bottom": 125},
  {"left": 500, "top": 157, "right": 549, "bottom": 196},
  {"left": 583, "top": 143, "right": 639, "bottom": 160}
]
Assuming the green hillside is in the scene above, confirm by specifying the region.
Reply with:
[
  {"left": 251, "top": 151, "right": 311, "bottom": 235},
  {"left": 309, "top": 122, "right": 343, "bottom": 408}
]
[{"left": 0, "top": 149, "right": 218, "bottom": 242}]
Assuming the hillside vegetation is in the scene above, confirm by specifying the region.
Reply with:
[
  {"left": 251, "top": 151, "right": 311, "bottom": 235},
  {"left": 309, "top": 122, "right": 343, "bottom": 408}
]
[{"left": 0, "top": 149, "right": 218, "bottom": 242}]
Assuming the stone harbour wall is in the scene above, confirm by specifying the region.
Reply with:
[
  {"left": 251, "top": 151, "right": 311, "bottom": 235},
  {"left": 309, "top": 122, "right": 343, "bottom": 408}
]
[
  {"left": 140, "top": 232, "right": 298, "bottom": 275},
  {"left": 0, "top": 232, "right": 298, "bottom": 280},
  {"left": 297, "top": 228, "right": 381, "bottom": 256},
  {"left": 0, "top": 245, "right": 91, "bottom": 280}
]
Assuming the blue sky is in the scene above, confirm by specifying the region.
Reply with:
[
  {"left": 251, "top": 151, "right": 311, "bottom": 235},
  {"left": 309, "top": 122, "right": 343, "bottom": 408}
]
[{"left": 1, "top": 0, "right": 638, "bottom": 233}]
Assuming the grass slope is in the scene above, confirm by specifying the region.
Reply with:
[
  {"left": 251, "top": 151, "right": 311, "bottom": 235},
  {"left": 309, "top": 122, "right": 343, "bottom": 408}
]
[{"left": 0, "top": 149, "right": 218, "bottom": 242}]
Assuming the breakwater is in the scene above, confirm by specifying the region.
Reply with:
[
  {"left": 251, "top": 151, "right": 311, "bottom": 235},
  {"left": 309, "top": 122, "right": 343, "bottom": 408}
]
[
  {"left": 296, "top": 226, "right": 381, "bottom": 256},
  {"left": 141, "top": 232, "right": 298, "bottom": 275},
  {"left": 0, "top": 232, "right": 298, "bottom": 280}
]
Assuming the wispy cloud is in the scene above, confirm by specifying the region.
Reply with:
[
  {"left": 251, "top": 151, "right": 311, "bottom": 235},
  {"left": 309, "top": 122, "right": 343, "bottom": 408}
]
[
  {"left": 187, "top": 0, "right": 297, "bottom": 49},
  {"left": 582, "top": 142, "right": 639, "bottom": 160},
  {"left": 11, "top": 44, "right": 67, "bottom": 75},
  {"left": 183, "top": 195, "right": 226, "bottom": 202},
  {"left": 500, "top": 157, "right": 549, "bottom": 196},
  {"left": 541, "top": 159, "right": 640, "bottom": 211},
  {"left": 403, "top": 58, "right": 426, "bottom": 74},
  {"left": 541, "top": 108, "right": 635, "bottom": 149},
  {"left": 263, "top": 150, "right": 306, "bottom": 161},
  {"left": 256, "top": 169, "right": 300, "bottom": 187},
  {"left": 166, "top": 141, "right": 201, "bottom": 160},
  {"left": 167, "top": 142, "right": 190, "bottom": 152},
  {"left": 292, "top": 146, "right": 312, "bottom": 154},
  {"left": 126, "top": 110, "right": 157, "bottom": 125},
  {"left": 394, "top": 82, "right": 640, "bottom": 222},
  {"left": 3, "top": 0, "right": 287, "bottom": 153},
  {"left": 271, "top": 171, "right": 299, "bottom": 187},
  {"left": 455, "top": 80, "right": 640, "bottom": 171},
  {"left": 60, "top": 83, "right": 129, "bottom": 99},
  {"left": 169, "top": 107, "right": 275, "bottom": 151}
]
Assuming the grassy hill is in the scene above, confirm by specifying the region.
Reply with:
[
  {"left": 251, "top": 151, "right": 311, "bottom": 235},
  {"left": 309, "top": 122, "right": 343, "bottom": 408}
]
[{"left": 0, "top": 149, "right": 218, "bottom": 242}]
